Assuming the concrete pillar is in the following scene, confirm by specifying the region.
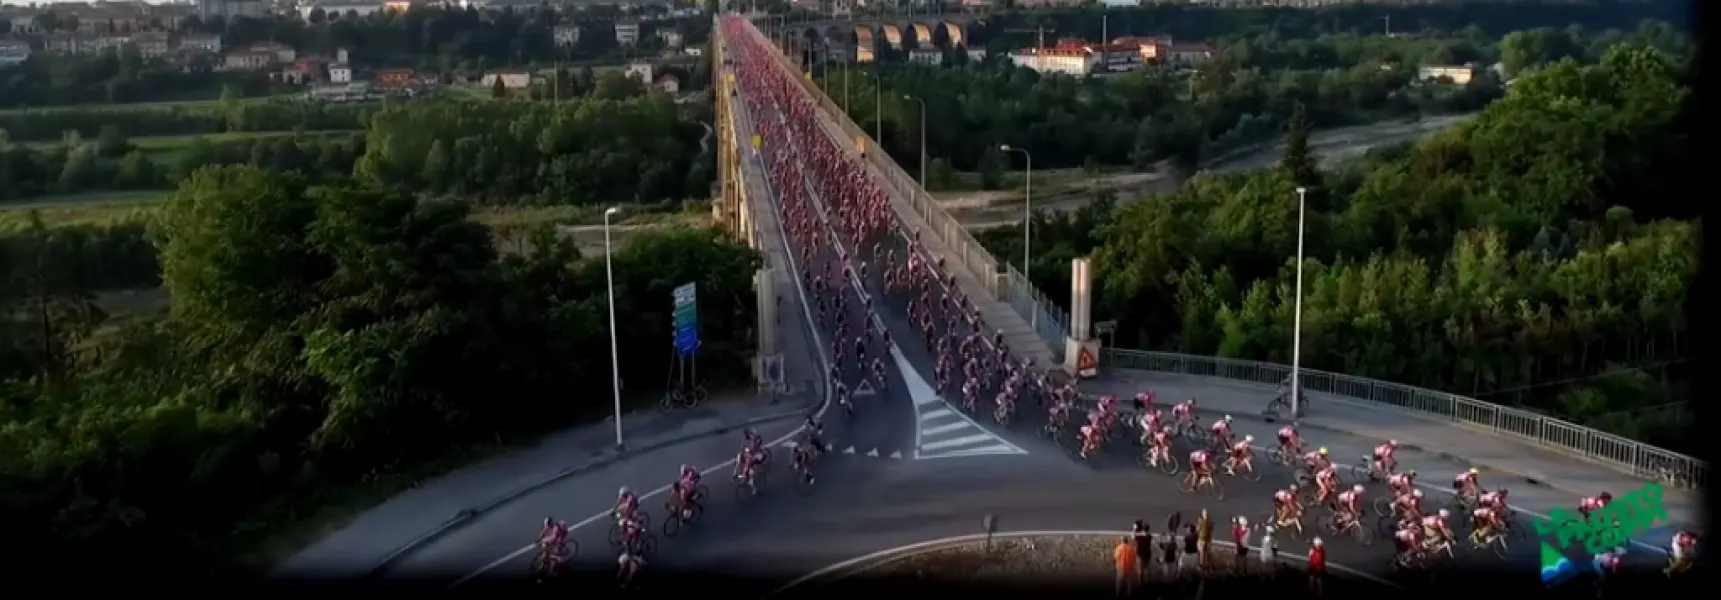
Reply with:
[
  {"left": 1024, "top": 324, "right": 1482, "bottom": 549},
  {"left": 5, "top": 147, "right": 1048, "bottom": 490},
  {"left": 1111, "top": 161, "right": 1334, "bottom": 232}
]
[
  {"left": 1064, "top": 257, "right": 1101, "bottom": 378},
  {"left": 755, "top": 268, "right": 777, "bottom": 356}
]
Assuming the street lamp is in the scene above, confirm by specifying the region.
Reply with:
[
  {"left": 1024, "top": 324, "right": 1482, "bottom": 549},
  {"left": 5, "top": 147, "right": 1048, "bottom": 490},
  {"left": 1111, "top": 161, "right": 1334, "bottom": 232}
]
[
  {"left": 1291, "top": 186, "right": 1307, "bottom": 418},
  {"left": 604, "top": 206, "right": 625, "bottom": 449},
  {"left": 1000, "top": 145, "right": 1033, "bottom": 326},
  {"left": 903, "top": 94, "right": 926, "bottom": 186}
]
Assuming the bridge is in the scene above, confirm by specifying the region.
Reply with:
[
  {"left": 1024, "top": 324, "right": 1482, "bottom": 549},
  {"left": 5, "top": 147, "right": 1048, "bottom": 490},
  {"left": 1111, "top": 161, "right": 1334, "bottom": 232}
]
[{"left": 755, "top": 12, "right": 986, "bottom": 50}]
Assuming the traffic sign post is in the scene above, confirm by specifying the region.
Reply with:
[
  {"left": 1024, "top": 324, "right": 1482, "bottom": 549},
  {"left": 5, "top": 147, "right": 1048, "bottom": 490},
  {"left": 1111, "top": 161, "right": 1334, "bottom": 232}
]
[
  {"left": 671, "top": 282, "right": 700, "bottom": 395},
  {"left": 1076, "top": 346, "right": 1098, "bottom": 376}
]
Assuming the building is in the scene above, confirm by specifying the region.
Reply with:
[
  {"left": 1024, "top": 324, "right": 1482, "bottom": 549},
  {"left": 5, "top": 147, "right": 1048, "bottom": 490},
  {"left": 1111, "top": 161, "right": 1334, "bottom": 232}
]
[
  {"left": 907, "top": 47, "right": 942, "bottom": 66},
  {"left": 250, "top": 41, "right": 296, "bottom": 63},
  {"left": 1099, "top": 0, "right": 1138, "bottom": 5},
  {"left": 1167, "top": 42, "right": 1214, "bottom": 65},
  {"left": 129, "top": 31, "right": 172, "bottom": 58},
  {"left": 305, "top": 1, "right": 387, "bottom": 20},
  {"left": 1419, "top": 64, "right": 1476, "bottom": 85},
  {"left": 375, "top": 68, "right": 415, "bottom": 87},
  {"left": 657, "top": 29, "right": 683, "bottom": 48},
  {"left": 624, "top": 62, "right": 652, "bottom": 83},
  {"left": 179, "top": 33, "right": 222, "bottom": 54},
  {"left": 199, "top": 0, "right": 269, "bottom": 19},
  {"left": 480, "top": 71, "right": 532, "bottom": 90},
  {"left": 0, "top": 39, "right": 30, "bottom": 68},
  {"left": 856, "top": 45, "right": 875, "bottom": 63},
  {"left": 615, "top": 21, "right": 640, "bottom": 46},
  {"left": 1112, "top": 36, "right": 1169, "bottom": 63},
  {"left": 1010, "top": 46, "right": 1095, "bottom": 77},
  {"left": 383, "top": 0, "right": 413, "bottom": 13},
  {"left": 6, "top": 14, "right": 41, "bottom": 35},
  {"left": 328, "top": 63, "right": 353, "bottom": 83},
  {"left": 553, "top": 24, "right": 582, "bottom": 47},
  {"left": 654, "top": 73, "right": 679, "bottom": 94},
  {"left": 224, "top": 49, "right": 275, "bottom": 70}
]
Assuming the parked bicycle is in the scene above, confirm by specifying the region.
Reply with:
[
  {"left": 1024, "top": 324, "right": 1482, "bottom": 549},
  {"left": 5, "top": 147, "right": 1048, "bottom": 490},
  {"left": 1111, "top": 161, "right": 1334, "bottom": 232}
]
[{"left": 661, "top": 384, "right": 708, "bottom": 412}]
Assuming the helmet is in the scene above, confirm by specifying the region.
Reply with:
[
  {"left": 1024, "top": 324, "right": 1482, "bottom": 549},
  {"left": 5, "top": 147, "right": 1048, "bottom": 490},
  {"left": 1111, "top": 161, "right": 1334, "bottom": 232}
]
[
  {"left": 1312, "top": 537, "right": 1324, "bottom": 547},
  {"left": 1289, "top": 483, "right": 1299, "bottom": 490},
  {"left": 682, "top": 464, "right": 694, "bottom": 472},
  {"left": 1244, "top": 435, "right": 1255, "bottom": 443},
  {"left": 1438, "top": 509, "right": 1450, "bottom": 518},
  {"left": 1389, "top": 439, "right": 1400, "bottom": 447},
  {"left": 619, "top": 487, "right": 630, "bottom": 495},
  {"left": 1407, "top": 470, "right": 1417, "bottom": 477},
  {"left": 1412, "top": 489, "right": 1425, "bottom": 498},
  {"left": 544, "top": 517, "right": 555, "bottom": 527},
  {"left": 1224, "top": 415, "right": 1233, "bottom": 422},
  {"left": 1319, "top": 447, "right": 1329, "bottom": 455},
  {"left": 1499, "top": 489, "right": 1509, "bottom": 497},
  {"left": 1468, "top": 467, "right": 1479, "bottom": 475},
  {"left": 1162, "top": 426, "right": 1174, "bottom": 434},
  {"left": 1599, "top": 492, "right": 1613, "bottom": 502},
  {"left": 1353, "top": 484, "right": 1365, "bottom": 494},
  {"left": 745, "top": 428, "right": 758, "bottom": 439}
]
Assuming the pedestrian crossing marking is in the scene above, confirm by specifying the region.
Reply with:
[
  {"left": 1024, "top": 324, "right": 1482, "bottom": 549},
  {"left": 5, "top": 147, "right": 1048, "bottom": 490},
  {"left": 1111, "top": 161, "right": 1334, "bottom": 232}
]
[
  {"left": 923, "top": 422, "right": 968, "bottom": 436},
  {"left": 921, "top": 433, "right": 997, "bottom": 452},
  {"left": 854, "top": 379, "right": 877, "bottom": 397},
  {"left": 920, "top": 408, "right": 955, "bottom": 421}
]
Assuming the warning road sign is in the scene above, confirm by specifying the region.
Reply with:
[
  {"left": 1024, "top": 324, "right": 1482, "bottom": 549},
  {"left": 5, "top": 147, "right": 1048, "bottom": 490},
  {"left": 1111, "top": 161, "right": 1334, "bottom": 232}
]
[
  {"left": 1076, "top": 347, "right": 1098, "bottom": 377},
  {"left": 854, "top": 379, "right": 877, "bottom": 397}
]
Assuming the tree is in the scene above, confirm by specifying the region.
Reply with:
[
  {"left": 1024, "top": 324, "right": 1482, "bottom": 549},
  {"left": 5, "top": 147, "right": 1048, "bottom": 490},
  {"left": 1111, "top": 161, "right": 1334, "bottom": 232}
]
[
  {"left": 927, "top": 157, "right": 958, "bottom": 190},
  {"left": 422, "top": 139, "right": 451, "bottom": 191},
  {"left": 114, "top": 150, "right": 157, "bottom": 188},
  {"left": 491, "top": 75, "right": 508, "bottom": 99},
  {"left": 976, "top": 145, "right": 1006, "bottom": 190},
  {"left": 1280, "top": 102, "right": 1319, "bottom": 188}
]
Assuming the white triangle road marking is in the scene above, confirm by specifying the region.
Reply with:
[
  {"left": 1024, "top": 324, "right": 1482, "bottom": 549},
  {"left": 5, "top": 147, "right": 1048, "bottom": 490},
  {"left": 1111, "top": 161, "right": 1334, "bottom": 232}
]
[
  {"left": 890, "top": 450, "right": 902, "bottom": 459},
  {"left": 843, "top": 446, "right": 856, "bottom": 454},
  {"left": 866, "top": 448, "right": 879, "bottom": 457},
  {"left": 854, "top": 379, "right": 877, "bottom": 396}
]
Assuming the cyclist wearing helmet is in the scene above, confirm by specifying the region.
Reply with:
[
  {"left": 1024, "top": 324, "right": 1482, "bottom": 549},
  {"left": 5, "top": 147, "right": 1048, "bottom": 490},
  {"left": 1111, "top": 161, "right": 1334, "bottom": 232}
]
[
  {"left": 672, "top": 465, "right": 701, "bottom": 515},
  {"left": 804, "top": 416, "right": 826, "bottom": 453},
  {"left": 1453, "top": 467, "right": 1482, "bottom": 499},
  {"left": 1334, "top": 484, "right": 1364, "bottom": 527},
  {"left": 539, "top": 516, "right": 568, "bottom": 552},
  {"left": 1420, "top": 509, "right": 1454, "bottom": 550},
  {"left": 615, "top": 487, "right": 639, "bottom": 521},
  {"left": 1579, "top": 491, "right": 1614, "bottom": 519},
  {"left": 1303, "top": 447, "right": 1332, "bottom": 472},
  {"left": 1372, "top": 439, "right": 1401, "bottom": 476}
]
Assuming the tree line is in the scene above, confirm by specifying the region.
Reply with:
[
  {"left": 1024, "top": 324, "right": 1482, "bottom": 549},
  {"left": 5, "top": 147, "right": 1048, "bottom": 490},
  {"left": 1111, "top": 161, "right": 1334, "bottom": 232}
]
[
  {"left": 982, "top": 44, "right": 1694, "bottom": 452},
  {"left": 0, "top": 166, "right": 762, "bottom": 576},
  {"left": 0, "top": 45, "right": 289, "bottom": 109},
  {"left": 0, "top": 98, "right": 371, "bottom": 143},
  {"left": 356, "top": 96, "right": 716, "bottom": 205},
  {"left": 0, "top": 129, "right": 364, "bottom": 200}
]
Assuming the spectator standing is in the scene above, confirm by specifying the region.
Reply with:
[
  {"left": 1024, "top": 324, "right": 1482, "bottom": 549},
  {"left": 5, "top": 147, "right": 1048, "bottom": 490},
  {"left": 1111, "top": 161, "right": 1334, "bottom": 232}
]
[
  {"left": 1180, "top": 523, "right": 1200, "bottom": 575},
  {"left": 1196, "top": 509, "right": 1214, "bottom": 568},
  {"left": 1308, "top": 537, "right": 1327, "bottom": 595},
  {"left": 1232, "top": 516, "right": 1251, "bottom": 571},
  {"left": 1114, "top": 535, "right": 1139, "bottom": 597},
  {"left": 1158, "top": 529, "right": 1178, "bottom": 579},
  {"left": 1131, "top": 521, "right": 1153, "bottom": 582}
]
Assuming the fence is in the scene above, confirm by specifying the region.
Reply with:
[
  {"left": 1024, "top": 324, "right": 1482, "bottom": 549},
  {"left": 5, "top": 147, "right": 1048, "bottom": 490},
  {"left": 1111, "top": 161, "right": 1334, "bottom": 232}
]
[
  {"left": 740, "top": 18, "right": 1074, "bottom": 349},
  {"left": 1101, "top": 348, "right": 1707, "bottom": 490}
]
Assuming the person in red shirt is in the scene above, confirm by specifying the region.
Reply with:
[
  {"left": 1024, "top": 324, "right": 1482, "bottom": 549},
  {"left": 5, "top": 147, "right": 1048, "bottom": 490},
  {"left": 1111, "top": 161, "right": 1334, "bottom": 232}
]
[{"left": 1307, "top": 537, "right": 1326, "bottom": 595}]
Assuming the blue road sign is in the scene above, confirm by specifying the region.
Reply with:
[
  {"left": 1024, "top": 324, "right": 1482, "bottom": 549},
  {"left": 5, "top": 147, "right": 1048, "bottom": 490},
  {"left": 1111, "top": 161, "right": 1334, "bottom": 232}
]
[
  {"left": 764, "top": 354, "right": 783, "bottom": 384},
  {"left": 673, "top": 282, "right": 699, "bottom": 355}
]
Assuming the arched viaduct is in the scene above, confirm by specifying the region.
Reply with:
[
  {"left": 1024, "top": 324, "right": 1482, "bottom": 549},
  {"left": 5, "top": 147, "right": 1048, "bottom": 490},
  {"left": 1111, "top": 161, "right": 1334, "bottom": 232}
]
[{"left": 797, "top": 15, "right": 983, "bottom": 52}]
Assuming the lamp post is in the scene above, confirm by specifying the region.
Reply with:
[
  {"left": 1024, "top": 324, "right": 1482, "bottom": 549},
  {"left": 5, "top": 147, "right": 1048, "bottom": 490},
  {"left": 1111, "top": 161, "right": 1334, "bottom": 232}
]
[
  {"left": 903, "top": 94, "right": 926, "bottom": 186},
  {"left": 604, "top": 206, "right": 625, "bottom": 448},
  {"left": 1291, "top": 186, "right": 1307, "bottom": 418},
  {"left": 1000, "top": 144, "right": 1033, "bottom": 329}
]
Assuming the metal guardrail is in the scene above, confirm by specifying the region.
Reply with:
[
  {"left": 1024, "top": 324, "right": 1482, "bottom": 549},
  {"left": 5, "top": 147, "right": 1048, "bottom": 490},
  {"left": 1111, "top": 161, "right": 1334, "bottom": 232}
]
[
  {"left": 1101, "top": 348, "right": 1707, "bottom": 490},
  {"left": 739, "top": 17, "right": 1074, "bottom": 348}
]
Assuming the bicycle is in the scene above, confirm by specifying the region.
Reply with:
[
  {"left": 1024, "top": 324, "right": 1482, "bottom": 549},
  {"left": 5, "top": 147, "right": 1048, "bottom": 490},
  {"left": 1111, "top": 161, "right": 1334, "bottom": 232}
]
[
  {"left": 1467, "top": 522, "right": 1523, "bottom": 558},
  {"left": 1222, "top": 456, "right": 1263, "bottom": 481},
  {"left": 660, "top": 385, "right": 708, "bottom": 412},
  {"left": 1178, "top": 470, "right": 1225, "bottom": 499},
  {"left": 1321, "top": 512, "right": 1374, "bottom": 545},
  {"left": 1137, "top": 447, "right": 1180, "bottom": 476},
  {"left": 661, "top": 486, "right": 708, "bottom": 538},
  {"left": 1266, "top": 444, "right": 1299, "bottom": 468},
  {"left": 1258, "top": 509, "right": 1305, "bottom": 539},
  {"left": 606, "top": 510, "right": 652, "bottom": 548},
  {"left": 993, "top": 402, "right": 1015, "bottom": 425},
  {"left": 1348, "top": 455, "right": 1382, "bottom": 483},
  {"left": 791, "top": 445, "right": 818, "bottom": 493},
  {"left": 733, "top": 465, "right": 767, "bottom": 500},
  {"left": 530, "top": 538, "right": 577, "bottom": 578}
]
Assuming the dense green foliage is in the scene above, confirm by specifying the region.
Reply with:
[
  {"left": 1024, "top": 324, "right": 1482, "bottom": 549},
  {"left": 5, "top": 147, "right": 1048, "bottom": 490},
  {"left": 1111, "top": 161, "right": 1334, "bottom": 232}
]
[
  {"left": 357, "top": 96, "right": 715, "bottom": 205},
  {"left": 0, "top": 47, "right": 290, "bottom": 108},
  {"left": 0, "top": 166, "right": 760, "bottom": 575},
  {"left": 0, "top": 129, "right": 363, "bottom": 200},
  {"left": 986, "top": 44, "right": 1695, "bottom": 450}
]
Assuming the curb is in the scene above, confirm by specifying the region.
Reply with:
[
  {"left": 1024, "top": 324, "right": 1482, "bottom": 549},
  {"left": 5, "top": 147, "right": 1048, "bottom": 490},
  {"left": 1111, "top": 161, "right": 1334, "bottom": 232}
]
[
  {"left": 767, "top": 530, "right": 1401, "bottom": 597},
  {"left": 365, "top": 407, "right": 810, "bottom": 576}
]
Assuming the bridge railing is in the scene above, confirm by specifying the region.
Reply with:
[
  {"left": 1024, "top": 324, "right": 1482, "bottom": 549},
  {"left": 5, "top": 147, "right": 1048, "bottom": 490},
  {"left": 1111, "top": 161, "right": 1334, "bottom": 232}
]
[
  {"left": 738, "top": 17, "right": 1074, "bottom": 348},
  {"left": 1101, "top": 348, "right": 1706, "bottom": 490}
]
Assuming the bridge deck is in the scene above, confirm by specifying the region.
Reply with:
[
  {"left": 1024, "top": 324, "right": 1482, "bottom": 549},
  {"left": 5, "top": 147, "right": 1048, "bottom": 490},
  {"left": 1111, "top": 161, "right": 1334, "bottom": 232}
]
[{"left": 734, "top": 18, "right": 1058, "bottom": 370}]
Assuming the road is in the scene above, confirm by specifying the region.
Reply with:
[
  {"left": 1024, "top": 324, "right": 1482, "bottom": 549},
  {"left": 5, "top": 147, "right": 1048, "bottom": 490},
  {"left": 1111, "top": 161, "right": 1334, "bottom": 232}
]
[{"left": 373, "top": 23, "right": 1673, "bottom": 592}]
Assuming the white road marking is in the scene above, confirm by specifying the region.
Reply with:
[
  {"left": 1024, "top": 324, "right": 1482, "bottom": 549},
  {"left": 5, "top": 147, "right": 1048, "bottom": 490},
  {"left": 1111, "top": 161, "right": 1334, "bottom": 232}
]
[
  {"left": 919, "top": 408, "right": 954, "bottom": 421},
  {"left": 766, "top": 530, "right": 1401, "bottom": 597},
  {"left": 921, "top": 422, "right": 967, "bottom": 436},
  {"left": 894, "top": 345, "right": 1025, "bottom": 459},
  {"left": 446, "top": 62, "right": 836, "bottom": 589},
  {"left": 920, "top": 433, "right": 998, "bottom": 452}
]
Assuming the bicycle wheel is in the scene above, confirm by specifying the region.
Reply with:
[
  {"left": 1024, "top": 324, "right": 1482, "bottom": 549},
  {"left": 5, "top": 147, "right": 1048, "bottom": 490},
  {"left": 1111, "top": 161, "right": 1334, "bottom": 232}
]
[
  {"left": 634, "top": 533, "right": 659, "bottom": 559},
  {"left": 1240, "top": 463, "right": 1263, "bottom": 482},
  {"left": 607, "top": 523, "right": 625, "bottom": 548},
  {"left": 529, "top": 551, "right": 550, "bottom": 576},
  {"left": 689, "top": 386, "right": 708, "bottom": 407},
  {"left": 1160, "top": 455, "right": 1181, "bottom": 476},
  {"left": 1266, "top": 448, "right": 1285, "bottom": 466},
  {"left": 662, "top": 511, "right": 683, "bottom": 538},
  {"left": 1178, "top": 473, "right": 1197, "bottom": 493},
  {"left": 732, "top": 475, "right": 755, "bottom": 501},
  {"left": 1373, "top": 497, "right": 1393, "bottom": 519},
  {"left": 1319, "top": 515, "right": 1340, "bottom": 536},
  {"left": 659, "top": 391, "right": 682, "bottom": 413},
  {"left": 1351, "top": 521, "right": 1374, "bottom": 546},
  {"left": 1203, "top": 477, "right": 1225, "bottom": 500},
  {"left": 1349, "top": 462, "right": 1372, "bottom": 483},
  {"left": 757, "top": 447, "right": 773, "bottom": 466}
]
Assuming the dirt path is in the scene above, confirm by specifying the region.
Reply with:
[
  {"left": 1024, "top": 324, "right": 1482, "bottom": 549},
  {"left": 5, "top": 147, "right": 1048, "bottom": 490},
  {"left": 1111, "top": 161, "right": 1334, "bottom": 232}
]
[{"left": 938, "top": 113, "right": 1476, "bottom": 230}]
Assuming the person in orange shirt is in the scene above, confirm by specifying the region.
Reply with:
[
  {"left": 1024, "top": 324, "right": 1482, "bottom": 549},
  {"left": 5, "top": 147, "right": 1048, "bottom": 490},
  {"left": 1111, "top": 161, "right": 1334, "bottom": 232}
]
[{"left": 1114, "top": 536, "right": 1139, "bottom": 597}]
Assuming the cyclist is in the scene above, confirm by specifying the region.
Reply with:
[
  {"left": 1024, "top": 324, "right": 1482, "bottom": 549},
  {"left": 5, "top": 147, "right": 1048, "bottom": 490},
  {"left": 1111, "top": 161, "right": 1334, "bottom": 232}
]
[
  {"left": 539, "top": 516, "right": 569, "bottom": 558},
  {"left": 1668, "top": 531, "right": 1698, "bottom": 575},
  {"left": 1225, "top": 435, "right": 1255, "bottom": 475},
  {"left": 1478, "top": 488, "right": 1510, "bottom": 517},
  {"left": 1078, "top": 424, "right": 1102, "bottom": 459},
  {"left": 804, "top": 416, "right": 827, "bottom": 454},
  {"left": 742, "top": 428, "right": 765, "bottom": 459},
  {"left": 615, "top": 487, "right": 639, "bottom": 521},
  {"left": 853, "top": 335, "right": 867, "bottom": 364},
  {"left": 1420, "top": 509, "right": 1454, "bottom": 553},
  {"left": 1188, "top": 449, "right": 1213, "bottom": 483},
  {"left": 1133, "top": 390, "right": 1155, "bottom": 413},
  {"left": 617, "top": 545, "right": 646, "bottom": 587},
  {"left": 672, "top": 465, "right": 701, "bottom": 516},
  {"left": 1303, "top": 447, "right": 1332, "bottom": 472},
  {"left": 1334, "top": 484, "right": 1364, "bottom": 529},
  {"left": 1372, "top": 440, "right": 1400, "bottom": 477},
  {"left": 871, "top": 356, "right": 887, "bottom": 389},
  {"left": 1453, "top": 467, "right": 1481, "bottom": 500},
  {"left": 1139, "top": 407, "right": 1164, "bottom": 439},
  {"left": 834, "top": 380, "right": 851, "bottom": 410},
  {"left": 1393, "top": 488, "right": 1426, "bottom": 524},
  {"left": 1272, "top": 484, "right": 1302, "bottom": 525},
  {"left": 1146, "top": 425, "right": 1175, "bottom": 467},
  {"left": 1172, "top": 398, "right": 1196, "bottom": 430},
  {"left": 734, "top": 442, "right": 761, "bottom": 486},
  {"left": 1471, "top": 504, "right": 1502, "bottom": 545},
  {"left": 1277, "top": 424, "right": 1304, "bottom": 456},
  {"left": 1313, "top": 464, "right": 1340, "bottom": 507},
  {"left": 791, "top": 441, "right": 817, "bottom": 484},
  {"left": 1393, "top": 521, "right": 1422, "bottom": 567},
  {"left": 1386, "top": 469, "right": 1417, "bottom": 496},
  {"left": 1578, "top": 491, "right": 1613, "bottom": 519},
  {"left": 1210, "top": 415, "right": 1235, "bottom": 449}
]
